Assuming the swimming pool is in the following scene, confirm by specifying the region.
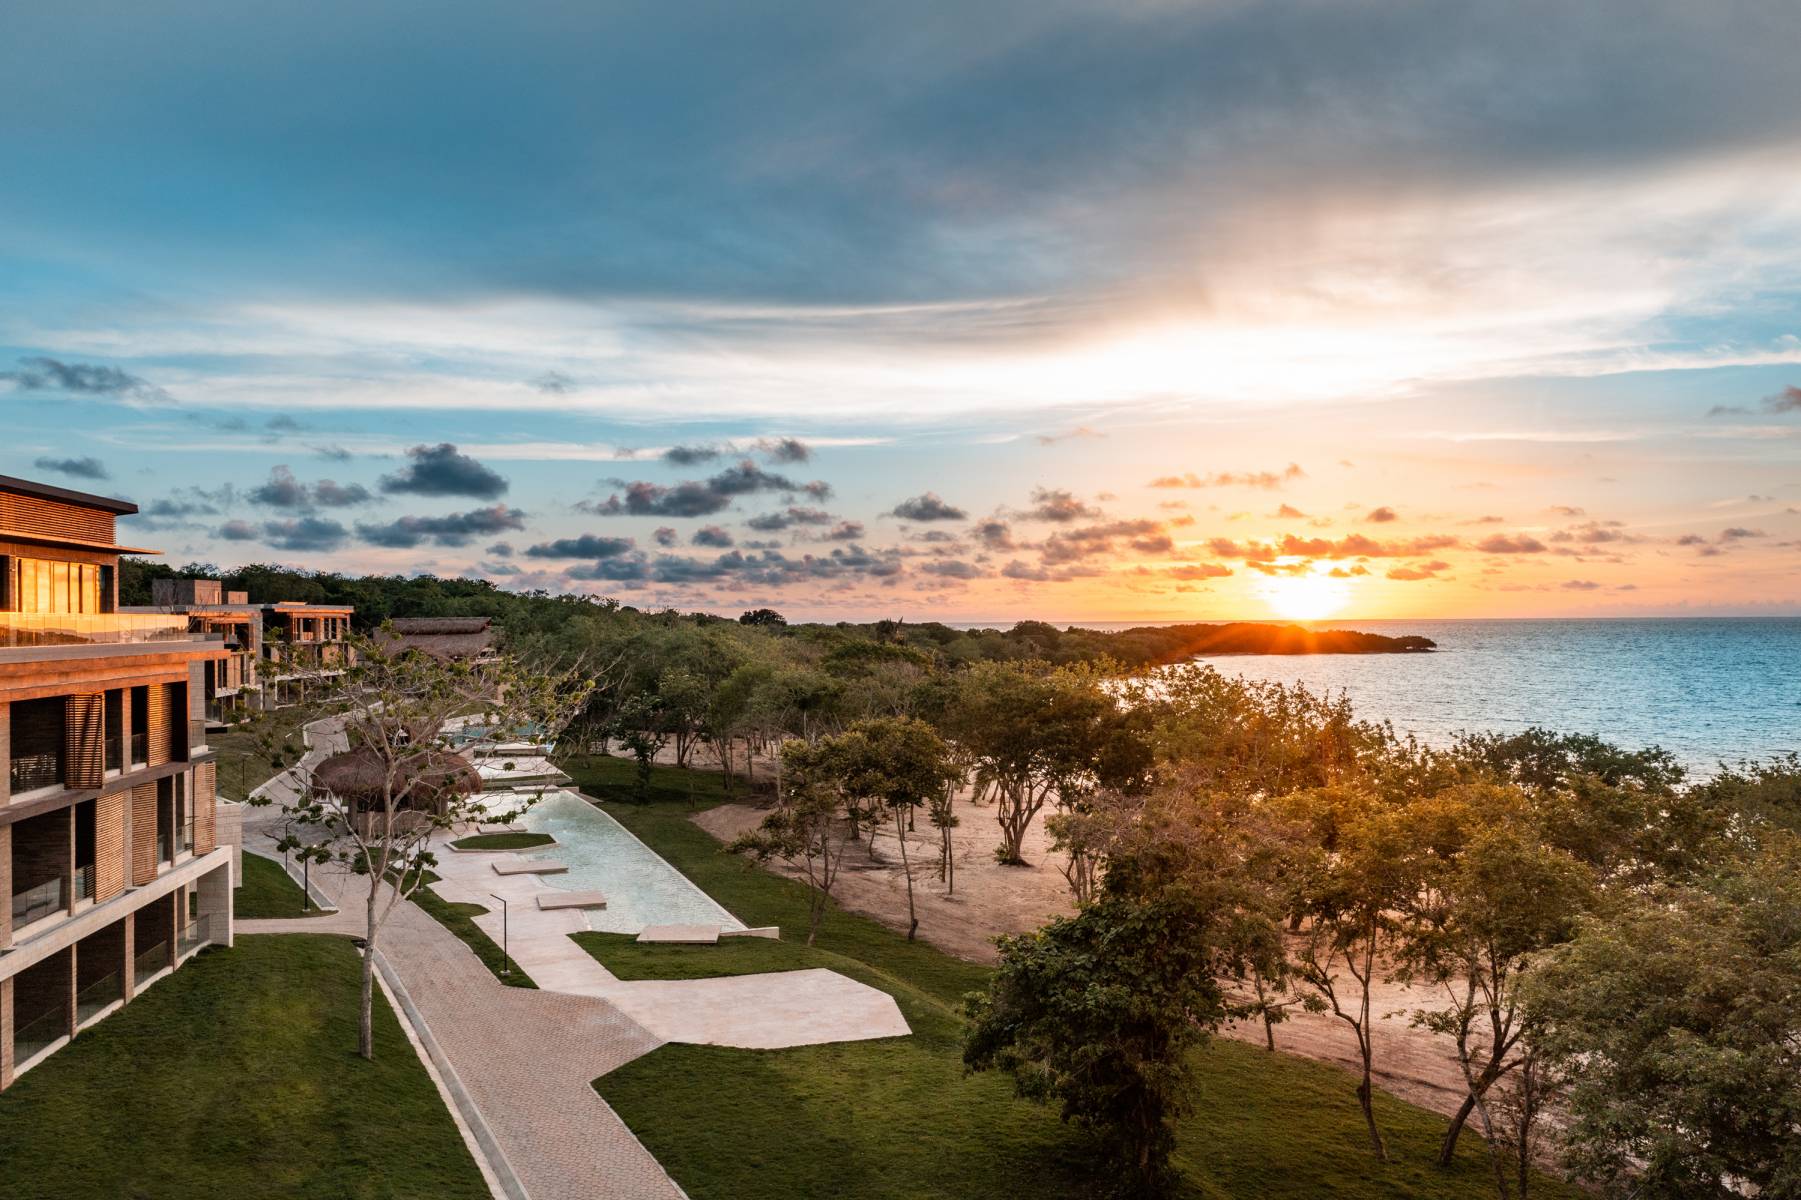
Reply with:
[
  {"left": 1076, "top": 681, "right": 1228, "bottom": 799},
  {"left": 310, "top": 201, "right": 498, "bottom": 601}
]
[{"left": 515, "top": 790, "right": 745, "bottom": 935}]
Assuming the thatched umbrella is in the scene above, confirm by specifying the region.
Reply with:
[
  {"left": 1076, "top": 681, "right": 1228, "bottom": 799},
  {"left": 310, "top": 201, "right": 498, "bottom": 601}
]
[{"left": 313, "top": 745, "right": 481, "bottom": 816}]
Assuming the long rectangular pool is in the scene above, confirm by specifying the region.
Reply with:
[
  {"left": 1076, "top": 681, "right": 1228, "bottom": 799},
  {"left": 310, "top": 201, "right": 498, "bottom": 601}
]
[{"left": 515, "top": 790, "right": 745, "bottom": 935}]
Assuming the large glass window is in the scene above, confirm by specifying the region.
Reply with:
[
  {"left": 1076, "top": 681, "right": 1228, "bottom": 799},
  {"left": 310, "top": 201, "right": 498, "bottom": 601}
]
[
  {"left": 9, "top": 698, "right": 65, "bottom": 793},
  {"left": 6, "top": 556, "right": 102, "bottom": 614}
]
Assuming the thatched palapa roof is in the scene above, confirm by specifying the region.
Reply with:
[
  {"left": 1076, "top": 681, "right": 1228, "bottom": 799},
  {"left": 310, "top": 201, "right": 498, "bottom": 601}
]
[
  {"left": 374, "top": 616, "right": 497, "bottom": 662},
  {"left": 313, "top": 746, "right": 481, "bottom": 808}
]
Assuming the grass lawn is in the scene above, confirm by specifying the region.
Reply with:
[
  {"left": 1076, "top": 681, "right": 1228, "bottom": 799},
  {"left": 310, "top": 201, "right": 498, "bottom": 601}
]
[
  {"left": 565, "top": 755, "right": 1577, "bottom": 1200},
  {"left": 573, "top": 930, "right": 828, "bottom": 979},
  {"left": 0, "top": 935, "right": 488, "bottom": 1200},
  {"left": 209, "top": 704, "right": 320, "bottom": 801},
  {"left": 235, "top": 850, "right": 330, "bottom": 919},
  {"left": 450, "top": 831, "right": 556, "bottom": 851}
]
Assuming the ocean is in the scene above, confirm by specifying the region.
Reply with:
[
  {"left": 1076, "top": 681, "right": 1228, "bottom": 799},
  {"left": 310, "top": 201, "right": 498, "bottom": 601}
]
[{"left": 960, "top": 618, "right": 1801, "bottom": 775}]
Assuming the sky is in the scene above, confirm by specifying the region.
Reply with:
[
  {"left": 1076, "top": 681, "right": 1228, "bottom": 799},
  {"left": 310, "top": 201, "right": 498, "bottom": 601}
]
[{"left": 2, "top": 0, "right": 1798, "bottom": 623}]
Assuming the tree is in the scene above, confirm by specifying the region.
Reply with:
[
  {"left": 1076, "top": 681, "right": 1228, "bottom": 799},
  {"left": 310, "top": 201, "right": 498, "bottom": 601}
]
[
  {"left": 738, "top": 607, "right": 787, "bottom": 627},
  {"left": 1389, "top": 786, "right": 1593, "bottom": 1180},
  {"left": 1524, "top": 836, "right": 1801, "bottom": 1199},
  {"left": 940, "top": 661, "right": 1151, "bottom": 868},
  {"left": 258, "top": 631, "right": 590, "bottom": 1060},
  {"left": 1287, "top": 785, "right": 1418, "bottom": 1162},
  {"left": 609, "top": 693, "right": 669, "bottom": 803},
  {"left": 824, "top": 718, "right": 957, "bottom": 941},
  {"left": 655, "top": 666, "right": 710, "bottom": 768},
  {"left": 964, "top": 895, "right": 1228, "bottom": 1196},
  {"left": 730, "top": 737, "right": 855, "bottom": 945}
]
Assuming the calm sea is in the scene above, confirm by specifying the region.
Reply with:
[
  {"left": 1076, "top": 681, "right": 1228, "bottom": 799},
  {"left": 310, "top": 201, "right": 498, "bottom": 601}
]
[{"left": 965, "top": 619, "right": 1801, "bottom": 774}]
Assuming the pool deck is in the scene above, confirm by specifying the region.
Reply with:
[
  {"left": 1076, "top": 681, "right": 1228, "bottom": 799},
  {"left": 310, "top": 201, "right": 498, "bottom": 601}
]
[{"left": 429, "top": 831, "right": 911, "bottom": 1050}]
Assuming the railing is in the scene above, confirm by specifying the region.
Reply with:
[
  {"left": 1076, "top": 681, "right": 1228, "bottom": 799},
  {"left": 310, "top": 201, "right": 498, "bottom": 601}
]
[
  {"left": 76, "top": 971, "right": 121, "bottom": 1024},
  {"left": 130, "top": 731, "right": 147, "bottom": 765},
  {"left": 11, "top": 876, "right": 66, "bottom": 929},
  {"left": 8, "top": 751, "right": 62, "bottom": 794},
  {"left": 12, "top": 1006, "right": 66, "bottom": 1065},
  {"left": 176, "top": 821, "right": 196, "bottom": 856},
  {"left": 0, "top": 611, "right": 200, "bottom": 648},
  {"left": 72, "top": 864, "right": 95, "bottom": 902},
  {"left": 177, "top": 917, "right": 211, "bottom": 959},
  {"left": 105, "top": 733, "right": 123, "bottom": 773},
  {"left": 134, "top": 939, "right": 169, "bottom": 980},
  {"left": 157, "top": 833, "right": 171, "bottom": 862}
]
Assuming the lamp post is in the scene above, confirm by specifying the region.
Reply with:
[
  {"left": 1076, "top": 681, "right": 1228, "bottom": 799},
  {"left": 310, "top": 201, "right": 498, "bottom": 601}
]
[{"left": 489, "top": 893, "right": 510, "bottom": 976}]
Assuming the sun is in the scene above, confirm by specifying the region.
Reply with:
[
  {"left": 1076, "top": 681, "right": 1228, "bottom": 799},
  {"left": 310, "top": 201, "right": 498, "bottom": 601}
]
[{"left": 1260, "top": 567, "right": 1352, "bottom": 622}]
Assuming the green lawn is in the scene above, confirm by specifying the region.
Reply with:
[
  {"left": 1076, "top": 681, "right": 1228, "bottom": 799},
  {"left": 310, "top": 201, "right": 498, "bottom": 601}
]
[
  {"left": 450, "top": 831, "right": 556, "bottom": 851},
  {"left": 565, "top": 755, "right": 1577, "bottom": 1200},
  {"left": 0, "top": 935, "right": 488, "bottom": 1200},
  {"left": 235, "top": 850, "right": 330, "bottom": 919},
  {"left": 573, "top": 930, "right": 830, "bottom": 979},
  {"left": 208, "top": 704, "right": 320, "bottom": 801}
]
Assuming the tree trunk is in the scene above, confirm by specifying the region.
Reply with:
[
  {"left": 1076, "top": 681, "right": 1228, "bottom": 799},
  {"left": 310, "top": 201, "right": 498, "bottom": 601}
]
[
  {"left": 895, "top": 808, "right": 918, "bottom": 941},
  {"left": 360, "top": 895, "right": 378, "bottom": 1061},
  {"left": 1356, "top": 942, "right": 1386, "bottom": 1161}
]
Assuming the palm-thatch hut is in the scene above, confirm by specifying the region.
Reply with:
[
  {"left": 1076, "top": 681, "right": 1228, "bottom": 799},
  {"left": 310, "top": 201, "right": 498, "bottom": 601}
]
[{"left": 313, "top": 745, "right": 482, "bottom": 837}]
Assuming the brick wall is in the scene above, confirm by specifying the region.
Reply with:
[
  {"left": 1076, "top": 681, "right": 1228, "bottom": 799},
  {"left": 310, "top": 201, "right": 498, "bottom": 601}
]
[
  {"left": 94, "top": 789, "right": 126, "bottom": 902},
  {"left": 130, "top": 783, "right": 159, "bottom": 885}
]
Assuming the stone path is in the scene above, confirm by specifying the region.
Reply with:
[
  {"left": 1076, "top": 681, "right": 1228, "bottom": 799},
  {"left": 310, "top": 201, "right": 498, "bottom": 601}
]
[{"left": 240, "top": 718, "right": 688, "bottom": 1200}]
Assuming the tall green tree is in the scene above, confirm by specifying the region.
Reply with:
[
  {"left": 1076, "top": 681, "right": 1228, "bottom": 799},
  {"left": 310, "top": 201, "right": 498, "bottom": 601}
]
[{"left": 824, "top": 717, "right": 957, "bottom": 941}]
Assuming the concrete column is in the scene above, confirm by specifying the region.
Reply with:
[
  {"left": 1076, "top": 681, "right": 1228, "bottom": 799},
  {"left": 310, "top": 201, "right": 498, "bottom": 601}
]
[
  {"left": 166, "top": 893, "right": 178, "bottom": 971},
  {"left": 66, "top": 807, "right": 77, "bottom": 915},
  {"left": 63, "top": 945, "right": 77, "bottom": 1040},
  {"left": 1, "top": 975, "right": 14, "bottom": 1091},
  {"left": 122, "top": 910, "right": 135, "bottom": 1002},
  {"left": 196, "top": 862, "right": 234, "bottom": 950}
]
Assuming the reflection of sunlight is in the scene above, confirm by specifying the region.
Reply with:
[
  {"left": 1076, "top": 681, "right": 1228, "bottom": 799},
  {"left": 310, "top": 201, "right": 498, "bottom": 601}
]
[{"left": 1259, "top": 567, "right": 1352, "bottom": 621}]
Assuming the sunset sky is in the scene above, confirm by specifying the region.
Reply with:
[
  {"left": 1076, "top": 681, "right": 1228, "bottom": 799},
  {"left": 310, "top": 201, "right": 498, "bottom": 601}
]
[{"left": 3, "top": 1, "right": 1798, "bottom": 621}]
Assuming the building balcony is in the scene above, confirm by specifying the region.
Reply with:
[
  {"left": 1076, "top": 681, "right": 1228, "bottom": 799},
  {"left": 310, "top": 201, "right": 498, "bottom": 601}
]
[
  {"left": 0, "top": 611, "right": 199, "bottom": 648},
  {"left": 11, "top": 875, "right": 66, "bottom": 933}
]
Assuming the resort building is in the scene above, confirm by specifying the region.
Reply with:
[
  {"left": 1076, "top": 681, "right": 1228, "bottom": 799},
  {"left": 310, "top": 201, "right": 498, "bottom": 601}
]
[
  {"left": 0, "top": 475, "right": 234, "bottom": 1091},
  {"left": 124, "top": 578, "right": 264, "bottom": 727},
  {"left": 373, "top": 615, "right": 498, "bottom": 666},
  {"left": 260, "top": 600, "right": 355, "bottom": 706}
]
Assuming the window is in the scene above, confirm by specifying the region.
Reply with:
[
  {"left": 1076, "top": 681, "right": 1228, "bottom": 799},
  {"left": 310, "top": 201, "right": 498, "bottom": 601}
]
[
  {"left": 5, "top": 556, "right": 102, "bottom": 614},
  {"left": 9, "top": 698, "right": 65, "bottom": 793}
]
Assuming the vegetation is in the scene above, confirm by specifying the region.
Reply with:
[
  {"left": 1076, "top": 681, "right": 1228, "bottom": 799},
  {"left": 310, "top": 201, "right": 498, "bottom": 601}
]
[
  {"left": 234, "top": 851, "right": 329, "bottom": 919},
  {"left": 582, "top": 769, "right": 1575, "bottom": 1200},
  {"left": 449, "top": 831, "right": 555, "bottom": 851},
  {"left": 208, "top": 704, "right": 316, "bottom": 800},
  {"left": 572, "top": 930, "right": 829, "bottom": 979},
  {"left": 0, "top": 936, "right": 488, "bottom": 1200}
]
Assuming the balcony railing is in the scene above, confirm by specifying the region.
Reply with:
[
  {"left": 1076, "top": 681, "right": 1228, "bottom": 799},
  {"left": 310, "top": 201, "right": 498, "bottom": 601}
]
[
  {"left": 130, "top": 731, "right": 147, "bottom": 765},
  {"left": 76, "top": 971, "right": 122, "bottom": 1024},
  {"left": 13, "top": 1006, "right": 66, "bottom": 1066},
  {"left": 157, "top": 833, "right": 171, "bottom": 863},
  {"left": 0, "top": 611, "right": 203, "bottom": 648},
  {"left": 105, "top": 733, "right": 123, "bottom": 773},
  {"left": 9, "top": 750, "right": 62, "bottom": 795},
  {"left": 177, "top": 916, "right": 212, "bottom": 959},
  {"left": 134, "top": 939, "right": 169, "bottom": 981},
  {"left": 176, "top": 821, "right": 195, "bottom": 856},
  {"left": 11, "top": 876, "right": 66, "bottom": 930},
  {"left": 72, "top": 864, "right": 95, "bottom": 902}
]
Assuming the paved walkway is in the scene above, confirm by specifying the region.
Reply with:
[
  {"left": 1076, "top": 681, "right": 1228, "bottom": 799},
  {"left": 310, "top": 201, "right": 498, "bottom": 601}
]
[
  {"left": 237, "top": 716, "right": 910, "bottom": 1198},
  {"left": 241, "top": 719, "right": 687, "bottom": 1200}
]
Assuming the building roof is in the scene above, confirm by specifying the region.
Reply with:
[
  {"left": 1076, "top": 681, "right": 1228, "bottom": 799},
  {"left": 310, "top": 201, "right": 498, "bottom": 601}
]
[
  {"left": 0, "top": 474, "right": 138, "bottom": 515},
  {"left": 374, "top": 616, "right": 496, "bottom": 661}
]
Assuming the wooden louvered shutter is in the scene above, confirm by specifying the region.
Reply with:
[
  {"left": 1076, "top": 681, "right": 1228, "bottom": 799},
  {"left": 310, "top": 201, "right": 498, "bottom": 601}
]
[
  {"left": 131, "top": 783, "right": 160, "bottom": 884},
  {"left": 95, "top": 790, "right": 126, "bottom": 901},
  {"left": 146, "top": 684, "right": 171, "bottom": 766},
  {"left": 193, "top": 763, "right": 217, "bottom": 854},
  {"left": 64, "top": 693, "right": 104, "bottom": 789}
]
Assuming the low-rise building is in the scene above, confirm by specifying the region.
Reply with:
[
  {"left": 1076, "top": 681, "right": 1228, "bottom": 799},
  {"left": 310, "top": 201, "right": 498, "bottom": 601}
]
[
  {"left": 260, "top": 601, "right": 355, "bottom": 706},
  {"left": 0, "top": 475, "right": 234, "bottom": 1090},
  {"left": 124, "top": 578, "right": 264, "bottom": 727}
]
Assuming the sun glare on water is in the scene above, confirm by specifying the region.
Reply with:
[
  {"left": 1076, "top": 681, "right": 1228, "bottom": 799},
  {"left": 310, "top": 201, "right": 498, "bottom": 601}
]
[{"left": 1260, "top": 569, "right": 1352, "bottom": 622}]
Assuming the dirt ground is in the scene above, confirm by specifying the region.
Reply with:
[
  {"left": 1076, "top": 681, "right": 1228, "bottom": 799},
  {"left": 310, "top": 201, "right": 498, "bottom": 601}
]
[{"left": 691, "top": 790, "right": 1476, "bottom": 1123}]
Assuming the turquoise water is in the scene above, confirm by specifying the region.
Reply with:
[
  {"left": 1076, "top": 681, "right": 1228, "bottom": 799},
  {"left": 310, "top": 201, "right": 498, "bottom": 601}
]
[
  {"left": 1200, "top": 618, "right": 1801, "bottom": 775},
  {"left": 518, "top": 791, "right": 744, "bottom": 934}
]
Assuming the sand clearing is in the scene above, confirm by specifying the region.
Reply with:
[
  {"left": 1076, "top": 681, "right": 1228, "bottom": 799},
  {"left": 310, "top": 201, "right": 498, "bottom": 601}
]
[{"left": 691, "top": 790, "right": 1478, "bottom": 1122}]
